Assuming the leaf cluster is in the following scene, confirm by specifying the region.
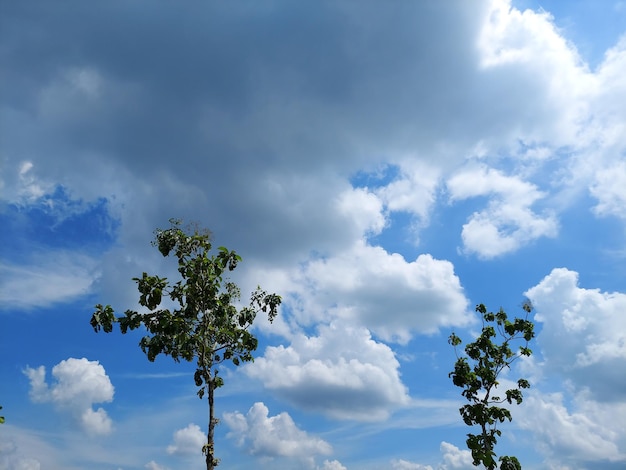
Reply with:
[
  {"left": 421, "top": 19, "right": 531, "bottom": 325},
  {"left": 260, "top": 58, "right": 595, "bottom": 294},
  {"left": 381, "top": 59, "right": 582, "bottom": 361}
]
[
  {"left": 90, "top": 219, "right": 282, "bottom": 398},
  {"left": 448, "top": 302, "right": 534, "bottom": 469}
]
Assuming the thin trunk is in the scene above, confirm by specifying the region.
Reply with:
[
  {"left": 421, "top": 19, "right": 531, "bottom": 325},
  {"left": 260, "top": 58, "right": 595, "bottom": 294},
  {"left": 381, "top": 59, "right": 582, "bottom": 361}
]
[{"left": 206, "top": 377, "right": 216, "bottom": 470}]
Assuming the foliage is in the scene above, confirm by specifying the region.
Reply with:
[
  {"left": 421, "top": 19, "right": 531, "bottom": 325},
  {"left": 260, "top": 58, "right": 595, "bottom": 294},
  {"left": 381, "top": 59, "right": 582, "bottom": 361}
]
[
  {"left": 90, "top": 219, "right": 281, "bottom": 469},
  {"left": 0, "top": 405, "right": 4, "bottom": 424},
  {"left": 448, "top": 302, "right": 534, "bottom": 469}
]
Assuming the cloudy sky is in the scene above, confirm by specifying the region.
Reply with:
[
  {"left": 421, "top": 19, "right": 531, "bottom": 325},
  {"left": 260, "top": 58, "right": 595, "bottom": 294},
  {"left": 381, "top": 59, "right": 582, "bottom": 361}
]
[{"left": 1, "top": 0, "right": 626, "bottom": 469}]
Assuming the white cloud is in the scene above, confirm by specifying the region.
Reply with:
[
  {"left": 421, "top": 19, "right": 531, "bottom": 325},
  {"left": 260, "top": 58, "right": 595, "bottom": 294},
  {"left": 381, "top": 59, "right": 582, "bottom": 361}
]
[
  {"left": 166, "top": 423, "right": 205, "bottom": 456},
  {"left": 247, "top": 322, "right": 409, "bottom": 421},
  {"left": 0, "top": 439, "right": 41, "bottom": 470},
  {"left": 14, "top": 161, "right": 52, "bottom": 203},
  {"left": 375, "top": 161, "right": 441, "bottom": 220},
  {"left": 447, "top": 166, "right": 558, "bottom": 258},
  {"left": 518, "top": 389, "right": 626, "bottom": 463},
  {"left": 389, "top": 442, "right": 473, "bottom": 470},
  {"left": 522, "top": 269, "right": 626, "bottom": 464},
  {"left": 224, "top": 402, "right": 332, "bottom": 463},
  {"left": 525, "top": 268, "right": 626, "bottom": 400},
  {"left": 336, "top": 186, "right": 386, "bottom": 237},
  {"left": 476, "top": 0, "right": 593, "bottom": 146},
  {"left": 316, "top": 460, "right": 347, "bottom": 470},
  {"left": 288, "top": 240, "right": 470, "bottom": 343},
  {"left": 0, "top": 252, "right": 99, "bottom": 310},
  {"left": 439, "top": 441, "right": 474, "bottom": 469},
  {"left": 243, "top": 238, "right": 471, "bottom": 346},
  {"left": 593, "top": 35, "right": 626, "bottom": 124},
  {"left": 24, "top": 358, "right": 114, "bottom": 435},
  {"left": 2, "top": 2, "right": 626, "bottom": 468},
  {"left": 80, "top": 408, "right": 113, "bottom": 436},
  {"left": 391, "top": 459, "right": 433, "bottom": 470},
  {"left": 591, "top": 161, "right": 626, "bottom": 219},
  {"left": 144, "top": 461, "right": 170, "bottom": 470},
  {"left": 0, "top": 425, "right": 64, "bottom": 470}
]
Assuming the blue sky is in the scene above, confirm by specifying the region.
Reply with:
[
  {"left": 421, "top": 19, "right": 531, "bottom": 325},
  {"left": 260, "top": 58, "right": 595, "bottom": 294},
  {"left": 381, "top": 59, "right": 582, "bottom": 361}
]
[{"left": 1, "top": 1, "right": 626, "bottom": 469}]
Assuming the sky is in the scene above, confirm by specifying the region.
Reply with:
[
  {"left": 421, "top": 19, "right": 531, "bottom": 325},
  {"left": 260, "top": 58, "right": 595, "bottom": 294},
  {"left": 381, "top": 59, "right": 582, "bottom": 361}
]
[{"left": 1, "top": 0, "right": 626, "bottom": 469}]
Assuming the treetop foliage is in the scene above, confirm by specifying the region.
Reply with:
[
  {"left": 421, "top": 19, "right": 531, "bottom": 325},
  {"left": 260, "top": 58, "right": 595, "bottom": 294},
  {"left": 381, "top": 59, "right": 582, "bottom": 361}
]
[
  {"left": 449, "top": 302, "right": 535, "bottom": 469},
  {"left": 90, "top": 219, "right": 281, "bottom": 469}
]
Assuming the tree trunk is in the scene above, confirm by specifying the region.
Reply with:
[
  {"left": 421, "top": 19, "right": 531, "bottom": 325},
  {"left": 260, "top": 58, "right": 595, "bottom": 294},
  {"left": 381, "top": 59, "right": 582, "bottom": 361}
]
[{"left": 206, "top": 378, "right": 216, "bottom": 470}]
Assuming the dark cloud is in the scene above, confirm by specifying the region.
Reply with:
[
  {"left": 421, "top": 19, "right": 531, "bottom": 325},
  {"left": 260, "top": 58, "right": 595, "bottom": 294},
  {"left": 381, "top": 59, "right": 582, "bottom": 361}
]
[{"left": 0, "top": 1, "right": 495, "bottom": 269}]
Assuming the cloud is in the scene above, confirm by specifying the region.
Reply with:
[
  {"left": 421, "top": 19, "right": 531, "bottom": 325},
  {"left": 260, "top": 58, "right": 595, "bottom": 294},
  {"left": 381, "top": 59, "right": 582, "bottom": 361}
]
[
  {"left": 389, "top": 442, "right": 473, "bottom": 470},
  {"left": 0, "top": 438, "right": 41, "bottom": 470},
  {"left": 336, "top": 186, "right": 387, "bottom": 238},
  {"left": 522, "top": 268, "right": 626, "bottom": 464},
  {"left": 0, "top": 252, "right": 99, "bottom": 310},
  {"left": 518, "top": 389, "right": 626, "bottom": 464},
  {"left": 316, "top": 460, "right": 347, "bottom": 470},
  {"left": 475, "top": 0, "right": 593, "bottom": 146},
  {"left": 1, "top": 2, "right": 626, "bottom": 467},
  {"left": 224, "top": 402, "right": 332, "bottom": 464},
  {"left": 0, "top": 177, "right": 117, "bottom": 312},
  {"left": 447, "top": 166, "right": 558, "bottom": 258},
  {"left": 285, "top": 240, "right": 470, "bottom": 343},
  {"left": 391, "top": 459, "right": 433, "bottom": 470},
  {"left": 24, "top": 358, "right": 114, "bottom": 435},
  {"left": 591, "top": 161, "right": 626, "bottom": 219},
  {"left": 145, "top": 461, "right": 170, "bottom": 470},
  {"left": 166, "top": 423, "right": 205, "bottom": 456},
  {"left": 0, "top": 424, "right": 66, "bottom": 470},
  {"left": 247, "top": 322, "right": 409, "bottom": 421},
  {"left": 12, "top": 161, "right": 54, "bottom": 203},
  {"left": 439, "top": 441, "right": 474, "bottom": 469},
  {"left": 374, "top": 161, "right": 441, "bottom": 223},
  {"left": 525, "top": 268, "right": 626, "bottom": 400}
]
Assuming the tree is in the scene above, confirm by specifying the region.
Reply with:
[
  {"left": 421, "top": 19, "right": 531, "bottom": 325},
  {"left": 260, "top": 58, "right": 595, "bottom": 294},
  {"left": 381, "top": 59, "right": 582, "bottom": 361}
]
[
  {"left": 0, "top": 405, "right": 4, "bottom": 424},
  {"left": 448, "top": 302, "right": 535, "bottom": 469},
  {"left": 90, "top": 220, "right": 281, "bottom": 470}
]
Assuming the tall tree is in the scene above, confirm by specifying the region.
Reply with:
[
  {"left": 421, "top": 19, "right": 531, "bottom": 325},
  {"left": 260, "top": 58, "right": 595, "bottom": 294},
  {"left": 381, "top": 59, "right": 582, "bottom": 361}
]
[
  {"left": 448, "top": 302, "right": 534, "bottom": 470},
  {"left": 90, "top": 220, "right": 281, "bottom": 470}
]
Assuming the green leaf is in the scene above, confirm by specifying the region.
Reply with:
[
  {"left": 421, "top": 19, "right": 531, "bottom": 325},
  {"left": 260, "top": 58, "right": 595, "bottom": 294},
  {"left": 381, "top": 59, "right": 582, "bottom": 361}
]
[
  {"left": 90, "top": 219, "right": 282, "bottom": 468},
  {"left": 449, "top": 302, "right": 534, "bottom": 469}
]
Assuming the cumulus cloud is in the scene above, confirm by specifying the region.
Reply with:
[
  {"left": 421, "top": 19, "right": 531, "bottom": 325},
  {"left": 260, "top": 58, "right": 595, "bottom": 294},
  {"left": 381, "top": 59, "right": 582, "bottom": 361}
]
[
  {"left": 522, "top": 268, "right": 626, "bottom": 464},
  {"left": 439, "top": 441, "right": 474, "bottom": 469},
  {"left": 287, "top": 240, "right": 470, "bottom": 343},
  {"left": 518, "top": 389, "right": 626, "bottom": 464},
  {"left": 525, "top": 268, "right": 626, "bottom": 400},
  {"left": 375, "top": 161, "right": 441, "bottom": 223},
  {"left": 390, "top": 442, "right": 473, "bottom": 470},
  {"left": 23, "top": 358, "right": 114, "bottom": 435},
  {"left": 224, "top": 402, "right": 332, "bottom": 465},
  {"left": 166, "top": 423, "right": 205, "bottom": 456},
  {"left": 336, "top": 186, "right": 387, "bottom": 237},
  {"left": 476, "top": 0, "right": 593, "bottom": 145},
  {"left": 2, "top": 1, "right": 626, "bottom": 467},
  {"left": 247, "top": 322, "right": 409, "bottom": 421},
  {"left": 447, "top": 166, "right": 558, "bottom": 258}
]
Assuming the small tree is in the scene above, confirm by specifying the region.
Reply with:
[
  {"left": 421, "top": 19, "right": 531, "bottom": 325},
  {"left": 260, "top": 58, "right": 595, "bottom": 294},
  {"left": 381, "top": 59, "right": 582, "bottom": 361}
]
[
  {"left": 448, "top": 302, "right": 534, "bottom": 469},
  {"left": 90, "top": 220, "right": 281, "bottom": 470}
]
